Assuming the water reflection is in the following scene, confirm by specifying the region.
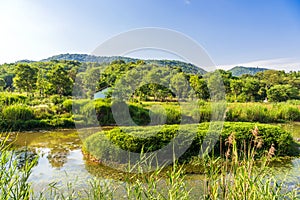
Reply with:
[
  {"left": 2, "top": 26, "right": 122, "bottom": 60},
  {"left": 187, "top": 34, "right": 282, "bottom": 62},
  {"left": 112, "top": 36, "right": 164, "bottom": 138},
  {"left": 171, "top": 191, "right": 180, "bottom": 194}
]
[
  {"left": 10, "top": 130, "right": 81, "bottom": 169},
  {"left": 2, "top": 123, "right": 300, "bottom": 192}
]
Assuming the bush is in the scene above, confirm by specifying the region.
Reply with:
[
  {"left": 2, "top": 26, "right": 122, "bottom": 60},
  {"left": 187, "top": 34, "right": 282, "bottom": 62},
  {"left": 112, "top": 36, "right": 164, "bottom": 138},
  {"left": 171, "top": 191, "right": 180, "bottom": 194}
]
[
  {"left": 48, "top": 117, "right": 75, "bottom": 128},
  {"left": 2, "top": 104, "right": 34, "bottom": 121},
  {"left": 62, "top": 99, "right": 73, "bottom": 112},
  {"left": 83, "top": 122, "right": 293, "bottom": 164},
  {"left": 50, "top": 95, "right": 66, "bottom": 105},
  {"left": 32, "top": 105, "right": 54, "bottom": 119},
  {"left": 0, "top": 93, "right": 27, "bottom": 106}
]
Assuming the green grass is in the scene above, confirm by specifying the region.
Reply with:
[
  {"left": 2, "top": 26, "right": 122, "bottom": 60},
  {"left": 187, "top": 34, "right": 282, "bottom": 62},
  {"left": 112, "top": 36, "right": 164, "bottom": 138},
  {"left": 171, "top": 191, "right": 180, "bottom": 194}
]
[{"left": 226, "top": 102, "right": 300, "bottom": 122}]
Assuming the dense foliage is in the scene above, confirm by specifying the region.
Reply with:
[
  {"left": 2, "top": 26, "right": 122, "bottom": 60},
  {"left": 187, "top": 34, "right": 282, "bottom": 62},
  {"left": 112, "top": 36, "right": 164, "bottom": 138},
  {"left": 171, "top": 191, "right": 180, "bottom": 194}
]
[{"left": 1, "top": 56, "right": 299, "bottom": 102}]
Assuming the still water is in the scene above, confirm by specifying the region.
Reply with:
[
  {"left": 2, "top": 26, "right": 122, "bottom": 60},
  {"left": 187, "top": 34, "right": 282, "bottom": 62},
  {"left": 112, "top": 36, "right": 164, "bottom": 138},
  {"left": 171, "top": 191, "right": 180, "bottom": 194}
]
[{"left": 5, "top": 123, "right": 300, "bottom": 193}]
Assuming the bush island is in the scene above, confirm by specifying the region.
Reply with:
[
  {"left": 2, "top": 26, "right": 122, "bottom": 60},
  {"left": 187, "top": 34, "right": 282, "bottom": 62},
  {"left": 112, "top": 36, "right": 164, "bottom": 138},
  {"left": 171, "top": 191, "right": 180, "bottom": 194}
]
[{"left": 83, "top": 122, "right": 293, "bottom": 164}]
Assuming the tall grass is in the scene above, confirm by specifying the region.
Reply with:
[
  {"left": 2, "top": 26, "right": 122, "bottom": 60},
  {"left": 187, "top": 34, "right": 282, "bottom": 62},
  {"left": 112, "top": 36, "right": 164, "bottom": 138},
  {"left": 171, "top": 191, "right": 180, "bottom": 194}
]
[
  {"left": 226, "top": 102, "right": 300, "bottom": 123},
  {"left": 194, "top": 127, "right": 299, "bottom": 199},
  {"left": 0, "top": 134, "right": 37, "bottom": 200}
]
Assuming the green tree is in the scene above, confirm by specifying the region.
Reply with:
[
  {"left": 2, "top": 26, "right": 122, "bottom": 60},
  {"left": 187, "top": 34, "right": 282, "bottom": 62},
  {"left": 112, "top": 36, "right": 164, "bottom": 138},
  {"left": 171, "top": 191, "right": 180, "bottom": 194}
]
[
  {"left": 170, "top": 73, "right": 189, "bottom": 100},
  {"left": 256, "top": 70, "right": 286, "bottom": 89},
  {"left": 13, "top": 64, "right": 37, "bottom": 94},
  {"left": 189, "top": 75, "right": 209, "bottom": 100},
  {"left": 242, "top": 78, "right": 260, "bottom": 102},
  {"left": 0, "top": 78, "right": 6, "bottom": 91},
  {"left": 230, "top": 79, "right": 243, "bottom": 102},
  {"left": 83, "top": 67, "right": 101, "bottom": 98},
  {"left": 36, "top": 68, "right": 48, "bottom": 97},
  {"left": 206, "top": 72, "right": 226, "bottom": 101},
  {"left": 47, "top": 65, "right": 73, "bottom": 96},
  {"left": 267, "top": 84, "right": 299, "bottom": 102}
]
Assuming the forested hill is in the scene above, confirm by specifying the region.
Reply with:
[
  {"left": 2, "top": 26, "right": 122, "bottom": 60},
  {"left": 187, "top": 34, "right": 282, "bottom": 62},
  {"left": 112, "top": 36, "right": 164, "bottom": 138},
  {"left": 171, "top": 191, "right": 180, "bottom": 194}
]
[
  {"left": 41, "top": 53, "right": 206, "bottom": 75},
  {"left": 229, "top": 66, "right": 269, "bottom": 76}
]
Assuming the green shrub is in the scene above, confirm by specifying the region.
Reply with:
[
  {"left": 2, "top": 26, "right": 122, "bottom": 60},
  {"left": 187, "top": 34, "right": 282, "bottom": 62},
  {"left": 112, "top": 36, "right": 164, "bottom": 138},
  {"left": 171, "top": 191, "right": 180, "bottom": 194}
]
[
  {"left": 78, "top": 99, "right": 151, "bottom": 126},
  {"left": 2, "top": 104, "right": 34, "bottom": 121},
  {"left": 49, "top": 117, "right": 75, "bottom": 127},
  {"left": 33, "top": 105, "right": 54, "bottom": 119},
  {"left": 62, "top": 99, "right": 73, "bottom": 112},
  {"left": 50, "top": 95, "right": 66, "bottom": 105},
  {"left": 0, "top": 92, "right": 27, "bottom": 106},
  {"left": 165, "top": 107, "right": 181, "bottom": 124},
  {"left": 83, "top": 122, "right": 293, "bottom": 164}
]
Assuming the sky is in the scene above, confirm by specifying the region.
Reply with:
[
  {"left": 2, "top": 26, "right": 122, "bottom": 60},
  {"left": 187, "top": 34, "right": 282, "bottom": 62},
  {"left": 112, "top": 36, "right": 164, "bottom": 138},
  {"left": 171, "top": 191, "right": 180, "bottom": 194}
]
[{"left": 0, "top": 0, "right": 300, "bottom": 71}]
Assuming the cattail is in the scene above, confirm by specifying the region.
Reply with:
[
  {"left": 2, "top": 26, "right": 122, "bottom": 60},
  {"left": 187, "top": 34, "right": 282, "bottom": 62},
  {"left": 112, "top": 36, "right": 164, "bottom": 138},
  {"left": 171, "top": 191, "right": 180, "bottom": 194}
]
[
  {"left": 267, "top": 144, "right": 276, "bottom": 158},
  {"left": 252, "top": 126, "right": 259, "bottom": 137},
  {"left": 225, "top": 148, "right": 231, "bottom": 159},
  {"left": 256, "top": 138, "right": 263, "bottom": 149},
  {"left": 252, "top": 126, "right": 263, "bottom": 149},
  {"left": 225, "top": 133, "right": 235, "bottom": 146}
]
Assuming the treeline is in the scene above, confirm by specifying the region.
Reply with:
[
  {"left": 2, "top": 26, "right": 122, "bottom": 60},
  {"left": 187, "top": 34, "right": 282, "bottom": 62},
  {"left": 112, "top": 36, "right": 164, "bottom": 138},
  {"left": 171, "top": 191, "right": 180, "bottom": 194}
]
[
  {"left": 0, "top": 59, "right": 299, "bottom": 102},
  {"left": 89, "top": 61, "right": 300, "bottom": 102},
  {"left": 0, "top": 60, "right": 104, "bottom": 97}
]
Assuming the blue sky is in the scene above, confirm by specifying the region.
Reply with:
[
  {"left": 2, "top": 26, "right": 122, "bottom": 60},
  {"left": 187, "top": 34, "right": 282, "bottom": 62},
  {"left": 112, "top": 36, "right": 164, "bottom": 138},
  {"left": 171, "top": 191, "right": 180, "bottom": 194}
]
[{"left": 0, "top": 0, "right": 300, "bottom": 70}]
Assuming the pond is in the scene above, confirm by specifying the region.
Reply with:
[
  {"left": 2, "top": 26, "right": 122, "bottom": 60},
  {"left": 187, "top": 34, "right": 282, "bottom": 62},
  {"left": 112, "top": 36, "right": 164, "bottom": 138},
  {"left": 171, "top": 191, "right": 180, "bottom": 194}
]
[{"left": 4, "top": 122, "right": 300, "bottom": 194}]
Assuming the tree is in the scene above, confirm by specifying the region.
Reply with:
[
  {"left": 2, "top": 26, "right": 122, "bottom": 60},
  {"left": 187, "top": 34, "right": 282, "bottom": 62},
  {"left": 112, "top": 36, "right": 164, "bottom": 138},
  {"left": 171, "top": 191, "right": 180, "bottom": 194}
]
[
  {"left": 267, "top": 84, "right": 299, "bottom": 102},
  {"left": 170, "top": 73, "right": 189, "bottom": 100},
  {"left": 36, "top": 69, "right": 48, "bottom": 97},
  {"left": 189, "top": 75, "right": 209, "bottom": 100},
  {"left": 256, "top": 70, "right": 286, "bottom": 89},
  {"left": 83, "top": 67, "right": 101, "bottom": 98},
  {"left": 47, "top": 65, "right": 73, "bottom": 96},
  {"left": 242, "top": 78, "right": 260, "bottom": 102},
  {"left": 0, "top": 78, "right": 6, "bottom": 91},
  {"left": 13, "top": 64, "right": 37, "bottom": 94},
  {"left": 206, "top": 72, "right": 226, "bottom": 101},
  {"left": 230, "top": 79, "right": 243, "bottom": 102}
]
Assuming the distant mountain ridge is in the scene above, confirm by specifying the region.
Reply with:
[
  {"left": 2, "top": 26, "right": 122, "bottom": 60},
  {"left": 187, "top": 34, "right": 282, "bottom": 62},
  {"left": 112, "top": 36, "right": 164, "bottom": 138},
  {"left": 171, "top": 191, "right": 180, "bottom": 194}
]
[
  {"left": 16, "top": 54, "right": 271, "bottom": 76},
  {"left": 41, "top": 53, "right": 207, "bottom": 74},
  {"left": 229, "top": 66, "right": 269, "bottom": 76}
]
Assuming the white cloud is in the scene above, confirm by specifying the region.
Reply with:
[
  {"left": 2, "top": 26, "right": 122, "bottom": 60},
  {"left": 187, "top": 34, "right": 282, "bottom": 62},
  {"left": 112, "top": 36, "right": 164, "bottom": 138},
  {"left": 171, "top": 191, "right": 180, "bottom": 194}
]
[{"left": 217, "top": 58, "right": 300, "bottom": 72}]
